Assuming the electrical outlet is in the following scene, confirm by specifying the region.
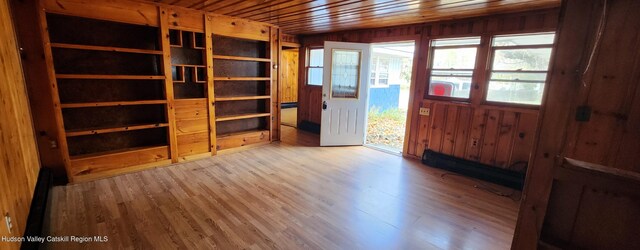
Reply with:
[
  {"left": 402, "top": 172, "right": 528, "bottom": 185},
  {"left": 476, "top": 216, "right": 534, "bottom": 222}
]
[
  {"left": 419, "top": 107, "right": 430, "bottom": 116},
  {"left": 471, "top": 138, "right": 479, "bottom": 147},
  {"left": 5, "top": 213, "right": 13, "bottom": 234}
]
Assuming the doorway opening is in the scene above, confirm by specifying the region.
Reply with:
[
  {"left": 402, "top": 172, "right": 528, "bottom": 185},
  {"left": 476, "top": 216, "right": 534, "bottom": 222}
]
[
  {"left": 281, "top": 47, "right": 299, "bottom": 129},
  {"left": 365, "top": 41, "right": 415, "bottom": 153}
]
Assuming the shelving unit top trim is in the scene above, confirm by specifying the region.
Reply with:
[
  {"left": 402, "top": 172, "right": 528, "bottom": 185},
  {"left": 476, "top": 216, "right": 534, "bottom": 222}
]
[
  {"left": 43, "top": 0, "right": 160, "bottom": 27},
  {"left": 207, "top": 14, "right": 272, "bottom": 42}
]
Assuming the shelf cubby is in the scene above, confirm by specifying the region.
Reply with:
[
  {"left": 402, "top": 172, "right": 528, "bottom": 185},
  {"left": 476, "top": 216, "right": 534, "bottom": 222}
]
[
  {"left": 62, "top": 104, "right": 167, "bottom": 131},
  {"left": 212, "top": 35, "right": 268, "bottom": 58},
  {"left": 52, "top": 48, "right": 162, "bottom": 76},
  {"left": 66, "top": 127, "right": 169, "bottom": 157},
  {"left": 169, "top": 29, "right": 183, "bottom": 47},
  {"left": 172, "top": 65, "right": 185, "bottom": 83},
  {"left": 57, "top": 79, "right": 165, "bottom": 103},
  {"left": 47, "top": 14, "right": 160, "bottom": 51}
]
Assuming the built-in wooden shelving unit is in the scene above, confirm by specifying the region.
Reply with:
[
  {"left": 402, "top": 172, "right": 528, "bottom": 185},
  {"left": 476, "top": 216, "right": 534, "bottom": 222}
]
[
  {"left": 36, "top": 3, "right": 279, "bottom": 182},
  {"left": 211, "top": 32, "right": 273, "bottom": 151},
  {"left": 169, "top": 29, "right": 212, "bottom": 159},
  {"left": 45, "top": 13, "right": 170, "bottom": 181}
]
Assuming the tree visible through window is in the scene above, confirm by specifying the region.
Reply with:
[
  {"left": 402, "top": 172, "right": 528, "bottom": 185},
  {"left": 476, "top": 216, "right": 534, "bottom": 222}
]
[{"left": 486, "top": 33, "right": 555, "bottom": 105}]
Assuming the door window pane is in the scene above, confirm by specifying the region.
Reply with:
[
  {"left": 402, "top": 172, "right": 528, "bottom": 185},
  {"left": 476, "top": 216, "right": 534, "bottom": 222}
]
[{"left": 331, "top": 49, "right": 361, "bottom": 99}]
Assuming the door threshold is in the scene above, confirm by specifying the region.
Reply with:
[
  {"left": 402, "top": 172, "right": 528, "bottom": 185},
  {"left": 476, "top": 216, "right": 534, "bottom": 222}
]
[{"left": 364, "top": 144, "right": 402, "bottom": 156}]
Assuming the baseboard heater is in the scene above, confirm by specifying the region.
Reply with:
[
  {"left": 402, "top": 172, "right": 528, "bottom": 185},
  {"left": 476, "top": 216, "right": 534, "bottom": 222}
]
[
  {"left": 21, "top": 168, "right": 52, "bottom": 250},
  {"left": 422, "top": 150, "right": 525, "bottom": 190}
]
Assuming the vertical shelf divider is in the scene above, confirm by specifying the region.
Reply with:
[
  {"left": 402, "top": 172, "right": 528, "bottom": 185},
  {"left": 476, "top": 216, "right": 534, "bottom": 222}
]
[
  {"left": 205, "top": 15, "right": 217, "bottom": 155},
  {"left": 159, "top": 7, "right": 179, "bottom": 163}
]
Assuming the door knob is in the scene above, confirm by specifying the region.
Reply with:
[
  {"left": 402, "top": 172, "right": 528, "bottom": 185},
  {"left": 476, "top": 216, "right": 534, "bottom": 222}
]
[{"left": 322, "top": 101, "right": 327, "bottom": 110}]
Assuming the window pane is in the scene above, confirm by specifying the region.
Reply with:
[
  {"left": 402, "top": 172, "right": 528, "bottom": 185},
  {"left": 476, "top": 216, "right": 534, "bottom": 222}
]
[
  {"left": 492, "top": 48, "right": 552, "bottom": 71},
  {"left": 309, "top": 48, "right": 324, "bottom": 67},
  {"left": 493, "top": 33, "right": 555, "bottom": 47},
  {"left": 432, "top": 47, "right": 478, "bottom": 69},
  {"left": 486, "top": 81, "right": 544, "bottom": 105},
  {"left": 432, "top": 69, "right": 473, "bottom": 77},
  {"left": 428, "top": 76, "right": 472, "bottom": 98},
  {"left": 433, "top": 37, "right": 481, "bottom": 47},
  {"left": 308, "top": 67, "right": 323, "bottom": 86},
  {"left": 331, "top": 49, "right": 361, "bottom": 99},
  {"left": 490, "top": 72, "right": 547, "bottom": 82}
]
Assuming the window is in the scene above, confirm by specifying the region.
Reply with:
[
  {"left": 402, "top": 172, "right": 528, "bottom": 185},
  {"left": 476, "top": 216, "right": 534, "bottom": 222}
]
[
  {"left": 486, "top": 33, "right": 555, "bottom": 105},
  {"left": 330, "top": 49, "right": 361, "bottom": 98},
  {"left": 307, "top": 48, "right": 324, "bottom": 86},
  {"left": 370, "top": 56, "right": 390, "bottom": 87},
  {"left": 427, "top": 37, "right": 481, "bottom": 99}
]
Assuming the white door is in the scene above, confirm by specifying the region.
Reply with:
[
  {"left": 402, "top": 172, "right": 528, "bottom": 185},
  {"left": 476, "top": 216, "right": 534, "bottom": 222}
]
[{"left": 320, "top": 41, "right": 371, "bottom": 146}]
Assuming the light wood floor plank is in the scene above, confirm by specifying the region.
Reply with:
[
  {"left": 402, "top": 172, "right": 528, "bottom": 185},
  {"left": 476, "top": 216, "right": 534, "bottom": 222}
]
[{"left": 45, "top": 126, "right": 519, "bottom": 249}]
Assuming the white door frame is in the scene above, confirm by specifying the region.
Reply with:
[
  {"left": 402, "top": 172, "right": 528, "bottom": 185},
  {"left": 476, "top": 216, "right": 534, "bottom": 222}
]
[{"left": 320, "top": 41, "right": 371, "bottom": 146}]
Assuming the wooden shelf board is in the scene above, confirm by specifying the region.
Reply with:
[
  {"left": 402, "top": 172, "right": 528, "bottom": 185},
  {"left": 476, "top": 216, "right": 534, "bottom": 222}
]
[
  {"left": 213, "top": 77, "right": 271, "bottom": 81},
  {"left": 212, "top": 55, "right": 271, "bottom": 62},
  {"left": 217, "top": 129, "right": 269, "bottom": 138},
  {"left": 66, "top": 123, "right": 169, "bottom": 137},
  {"left": 215, "top": 95, "right": 271, "bottom": 101},
  {"left": 172, "top": 64, "right": 206, "bottom": 67},
  {"left": 69, "top": 145, "right": 169, "bottom": 161},
  {"left": 61, "top": 100, "right": 167, "bottom": 108},
  {"left": 56, "top": 74, "right": 165, "bottom": 80},
  {"left": 215, "top": 113, "right": 271, "bottom": 122},
  {"left": 50, "top": 43, "right": 163, "bottom": 55}
]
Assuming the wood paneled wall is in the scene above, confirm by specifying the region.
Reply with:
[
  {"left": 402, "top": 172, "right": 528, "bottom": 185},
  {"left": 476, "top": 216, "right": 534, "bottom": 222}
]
[
  {"left": 281, "top": 49, "right": 298, "bottom": 103},
  {"left": 513, "top": 0, "right": 640, "bottom": 247},
  {"left": 11, "top": 0, "right": 66, "bottom": 179},
  {"left": 417, "top": 101, "right": 537, "bottom": 171},
  {"left": 299, "top": 9, "right": 559, "bottom": 163},
  {"left": 0, "top": 0, "right": 41, "bottom": 248}
]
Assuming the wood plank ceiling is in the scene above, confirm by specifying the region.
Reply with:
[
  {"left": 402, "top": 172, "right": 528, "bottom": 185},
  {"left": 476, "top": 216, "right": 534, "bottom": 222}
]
[{"left": 144, "top": 0, "right": 560, "bottom": 34}]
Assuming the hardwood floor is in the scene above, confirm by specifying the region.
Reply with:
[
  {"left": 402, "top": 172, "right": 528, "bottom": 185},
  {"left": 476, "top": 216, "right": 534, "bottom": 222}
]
[{"left": 45, "top": 126, "right": 519, "bottom": 249}]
